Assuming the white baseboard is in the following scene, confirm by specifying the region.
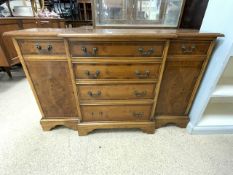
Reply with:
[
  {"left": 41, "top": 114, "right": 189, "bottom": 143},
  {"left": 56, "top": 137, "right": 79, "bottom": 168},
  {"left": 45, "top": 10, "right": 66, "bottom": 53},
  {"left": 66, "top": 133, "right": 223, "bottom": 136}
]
[{"left": 187, "top": 122, "right": 233, "bottom": 134}]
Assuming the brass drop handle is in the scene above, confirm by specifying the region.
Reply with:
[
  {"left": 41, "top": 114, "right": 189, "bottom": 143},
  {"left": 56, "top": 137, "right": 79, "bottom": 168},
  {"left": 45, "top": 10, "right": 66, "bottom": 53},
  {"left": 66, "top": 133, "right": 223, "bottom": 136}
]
[
  {"left": 81, "top": 47, "right": 87, "bottom": 53},
  {"left": 93, "top": 47, "right": 98, "bottom": 56},
  {"left": 85, "top": 70, "right": 100, "bottom": 79},
  {"left": 35, "top": 43, "right": 42, "bottom": 50},
  {"left": 81, "top": 47, "right": 98, "bottom": 56},
  {"left": 47, "top": 44, "right": 53, "bottom": 51},
  {"left": 133, "top": 112, "right": 144, "bottom": 118},
  {"left": 138, "top": 48, "right": 154, "bottom": 56},
  {"left": 135, "top": 70, "right": 150, "bottom": 79},
  {"left": 35, "top": 43, "right": 52, "bottom": 52},
  {"left": 181, "top": 45, "right": 196, "bottom": 53},
  {"left": 134, "top": 90, "right": 147, "bottom": 97},
  {"left": 88, "top": 91, "right": 101, "bottom": 97}
]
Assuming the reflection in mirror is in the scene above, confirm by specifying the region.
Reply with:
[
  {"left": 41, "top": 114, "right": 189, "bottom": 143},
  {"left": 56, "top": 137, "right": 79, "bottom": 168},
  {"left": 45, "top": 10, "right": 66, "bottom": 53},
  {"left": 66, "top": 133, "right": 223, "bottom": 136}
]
[
  {"left": 164, "top": 0, "right": 183, "bottom": 26},
  {"left": 95, "top": 0, "right": 184, "bottom": 27},
  {"left": 99, "top": 0, "right": 127, "bottom": 21},
  {"left": 136, "top": 0, "right": 161, "bottom": 21}
]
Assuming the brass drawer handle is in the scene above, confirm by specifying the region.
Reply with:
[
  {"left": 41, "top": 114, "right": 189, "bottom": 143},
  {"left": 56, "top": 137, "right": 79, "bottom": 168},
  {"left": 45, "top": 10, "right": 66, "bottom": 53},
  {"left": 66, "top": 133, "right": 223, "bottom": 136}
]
[
  {"left": 134, "top": 90, "right": 147, "bottom": 97},
  {"left": 138, "top": 48, "right": 154, "bottom": 56},
  {"left": 181, "top": 45, "right": 196, "bottom": 53},
  {"left": 135, "top": 70, "right": 150, "bottom": 79},
  {"left": 35, "top": 43, "right": 53, "bottom": 53},
  {"left": 133, "top": 112, "right": 144, "bottom": 118},
  {"left": 35, "top": 43, "right": 42, "bottom": 50},
  {"left": 47, "top": 44, "right": 53, "bottom": 51},
  {"left": 88, "top": 91, "right": 101, "bottom": 97},
  {"left": 81, "top": 47, "right": 98, "bottom": 56},
  {"left": 85, "top": 70, "right": 100, "bottom": 79},
  {"left": 93, "top": 47, "right": 98, "bottom": 56},
  {"left": 81, "top": 47, "right": 87, "bottom": 54}
]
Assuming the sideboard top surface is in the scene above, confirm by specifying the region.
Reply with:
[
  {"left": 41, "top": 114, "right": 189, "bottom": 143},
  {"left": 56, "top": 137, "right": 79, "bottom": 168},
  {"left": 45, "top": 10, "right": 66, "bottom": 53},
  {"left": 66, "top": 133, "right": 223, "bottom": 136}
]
[{"left": 4, "top": 26, "right": 224, "bottom": 39}]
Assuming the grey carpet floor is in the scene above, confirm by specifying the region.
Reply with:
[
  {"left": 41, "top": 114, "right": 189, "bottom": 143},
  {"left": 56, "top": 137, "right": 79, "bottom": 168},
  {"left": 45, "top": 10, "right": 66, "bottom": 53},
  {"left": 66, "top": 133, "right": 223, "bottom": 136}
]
[{"left": 0, "top": 68, "right": 233, "bottom": 175}]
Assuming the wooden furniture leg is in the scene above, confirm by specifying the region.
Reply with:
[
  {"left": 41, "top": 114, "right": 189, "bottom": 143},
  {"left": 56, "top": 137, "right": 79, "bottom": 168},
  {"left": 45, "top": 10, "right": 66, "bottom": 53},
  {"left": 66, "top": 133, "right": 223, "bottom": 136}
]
[
  {"left": 40, "top": 118, "right": 79, "bottom": 131},
  {"left": 3, "top": 67, "right": 12, "bottom": 78},
  {"left": 155, "top": 116, "right": 189, "bottom": 129},
  {"left": 6, "top": 0, "right": 13, "bottom": 17}
]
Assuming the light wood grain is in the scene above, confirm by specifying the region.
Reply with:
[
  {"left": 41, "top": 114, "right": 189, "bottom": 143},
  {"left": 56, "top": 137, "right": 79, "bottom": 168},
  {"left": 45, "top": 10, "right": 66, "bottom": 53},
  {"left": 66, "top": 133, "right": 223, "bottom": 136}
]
[
  {"left": 7, "top": 28, "right": 222, "bottom": 135},
  {"left": 78, "top": 121, "right": 155, "bottom": 136}
]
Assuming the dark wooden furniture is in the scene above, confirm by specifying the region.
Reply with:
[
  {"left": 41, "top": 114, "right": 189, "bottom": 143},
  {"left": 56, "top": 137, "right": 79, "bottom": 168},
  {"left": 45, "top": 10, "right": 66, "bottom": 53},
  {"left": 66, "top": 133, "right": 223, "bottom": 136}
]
[
  {"left": 5, "top": 27, "right": 222, "bottom": 135},
  {"left": 0, "top": 18, "right": 65, "bottom": 77},
  {"left": 64, "top": 0, "right": 93, "bottom": 27},
  {"left": 180, "top": 0, "right": 209, "bottom": 29}
]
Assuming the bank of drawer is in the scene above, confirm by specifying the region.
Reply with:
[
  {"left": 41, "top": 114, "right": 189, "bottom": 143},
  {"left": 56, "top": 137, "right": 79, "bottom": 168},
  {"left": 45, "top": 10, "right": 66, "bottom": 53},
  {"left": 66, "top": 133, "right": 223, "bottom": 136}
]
[
  {"left": 69, "top": 41, "right": 165, "bottom": 57},
  {"left": 73, "top": 63, "right": 161, "bottom": 80},
  {"left": 81, "top": 105, "right": 152, "bottom": 121},
  {"left": 18, "top": 39, "right": 66, "bottom": 55},
  {"left": 78, "top": 84, "right": 156, "bottom": 100},
  {"left": 168, "top": 41, "right": 210, "bottom": 55}
]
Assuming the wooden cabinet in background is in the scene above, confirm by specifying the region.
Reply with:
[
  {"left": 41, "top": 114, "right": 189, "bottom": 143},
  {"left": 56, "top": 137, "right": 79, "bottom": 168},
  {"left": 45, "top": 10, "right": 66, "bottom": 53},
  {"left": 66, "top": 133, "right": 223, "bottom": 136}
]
[
  {"left": 22, "top": 19, "right": 38, "bottom": 29},
  {"left": 0, "top": 18, "right": 65, "bottom": 77},
  {"left": 0, "top": 20, "right": 21, "bottom": 74}
]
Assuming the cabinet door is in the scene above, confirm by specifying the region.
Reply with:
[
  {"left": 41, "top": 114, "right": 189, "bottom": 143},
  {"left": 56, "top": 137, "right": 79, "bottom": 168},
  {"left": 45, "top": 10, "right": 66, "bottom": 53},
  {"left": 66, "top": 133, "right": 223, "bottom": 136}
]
[
  {"left": 156, "top": 58, "right": 203, "bottom": 116},
  {"left": 25, "top": 61, "right": 78, "bottom": 118}
]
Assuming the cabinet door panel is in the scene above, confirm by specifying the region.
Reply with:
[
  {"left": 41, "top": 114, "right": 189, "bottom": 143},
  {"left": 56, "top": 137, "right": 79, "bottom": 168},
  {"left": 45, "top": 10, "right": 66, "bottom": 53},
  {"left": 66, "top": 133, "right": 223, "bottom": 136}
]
[
  {"left": 25, "top": 61, "right": 78, "bottom": 118},
  {"left": 156, "top": 60, "right": 203, "bottom": 116}
]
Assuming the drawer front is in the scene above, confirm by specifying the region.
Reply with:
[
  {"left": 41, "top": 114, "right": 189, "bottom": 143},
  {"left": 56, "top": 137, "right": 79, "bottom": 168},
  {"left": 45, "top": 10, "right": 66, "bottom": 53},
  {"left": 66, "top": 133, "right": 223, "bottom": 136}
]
[
  {"left": 70, "top": 41, "right": 165, "bottom": 57},
  {"left": 74, "top": 64, "right": 161, "bottom": 79},
  {"left": 18, "top": 40, "right": 66, "bottom": 55},
  {"left": 78, "top": 84, "right": 156, "bottom": 100},
  {"left": 81, "top": 105, "right": 152, "bottom": 121},
  {"left": 168, "top": 41, "right": 210, "bottom": 55}
]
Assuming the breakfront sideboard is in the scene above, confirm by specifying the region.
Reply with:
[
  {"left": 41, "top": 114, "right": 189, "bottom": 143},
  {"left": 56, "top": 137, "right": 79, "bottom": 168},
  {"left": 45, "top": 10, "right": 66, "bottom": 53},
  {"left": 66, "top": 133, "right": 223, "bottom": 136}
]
[{"left": 4, "top": 27, "right": 222, "bottom": 135}]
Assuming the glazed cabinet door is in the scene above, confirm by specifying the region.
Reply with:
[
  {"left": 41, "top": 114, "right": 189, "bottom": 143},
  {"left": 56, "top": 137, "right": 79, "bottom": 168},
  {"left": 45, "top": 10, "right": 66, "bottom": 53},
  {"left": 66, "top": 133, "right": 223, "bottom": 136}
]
[{"left": 25, "top": 61, "right": 78, "bottom": 118}]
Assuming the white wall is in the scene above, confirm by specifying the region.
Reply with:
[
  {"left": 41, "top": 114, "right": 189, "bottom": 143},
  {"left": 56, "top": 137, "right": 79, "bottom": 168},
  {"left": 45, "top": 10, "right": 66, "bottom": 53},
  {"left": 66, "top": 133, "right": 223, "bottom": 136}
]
[{"left": 188, "top": 0, "right": 233, "bottom": 133}]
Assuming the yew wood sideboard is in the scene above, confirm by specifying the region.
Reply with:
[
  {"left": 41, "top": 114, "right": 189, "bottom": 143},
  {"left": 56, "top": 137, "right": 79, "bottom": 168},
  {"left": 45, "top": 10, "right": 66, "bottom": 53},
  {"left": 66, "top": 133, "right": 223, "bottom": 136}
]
[{"left": 4, "top": 27, "right": 223, "bottom": 135}]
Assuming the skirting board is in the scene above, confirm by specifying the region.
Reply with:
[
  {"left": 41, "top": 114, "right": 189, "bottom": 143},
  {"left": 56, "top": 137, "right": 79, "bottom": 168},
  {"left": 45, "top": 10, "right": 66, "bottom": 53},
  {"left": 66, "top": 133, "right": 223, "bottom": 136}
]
[{"left": 187, "top": 122, "right": 233, "bottom": 134}]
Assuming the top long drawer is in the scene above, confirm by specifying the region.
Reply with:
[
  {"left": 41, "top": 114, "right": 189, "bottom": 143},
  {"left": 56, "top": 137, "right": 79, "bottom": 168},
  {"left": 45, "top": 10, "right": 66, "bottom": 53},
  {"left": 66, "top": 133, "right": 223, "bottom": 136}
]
[{"left": 69, "top": 41, "right": 166, "bottom": 57}]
